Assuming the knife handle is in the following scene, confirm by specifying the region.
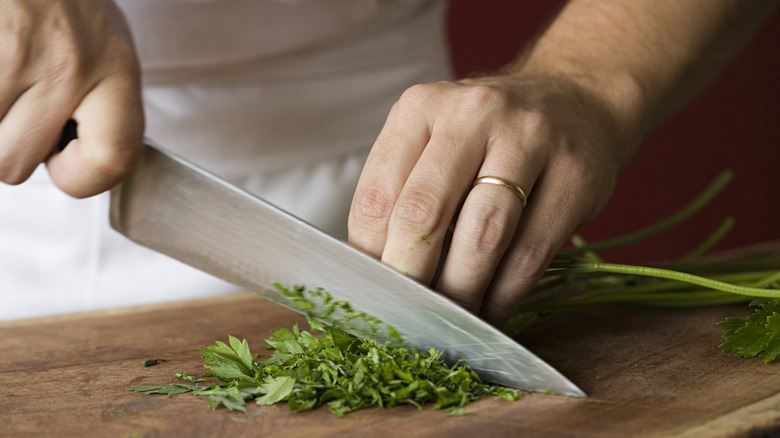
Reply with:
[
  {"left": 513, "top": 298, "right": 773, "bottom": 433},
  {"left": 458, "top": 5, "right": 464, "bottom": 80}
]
[{"left": 56, "top": 119, "right": 79, "bottom": 152}]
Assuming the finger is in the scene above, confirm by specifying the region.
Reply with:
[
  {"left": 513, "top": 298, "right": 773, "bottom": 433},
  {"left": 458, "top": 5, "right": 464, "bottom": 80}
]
[
  {"left": 378, "top": 120, "right": 486, "bottom": 284},
  {"left": 0, "top": 56, "right": 26, "bottom": 120},
  {"left": 47, "top": 73, "right": 144, "bottom": 198},
  {"left": 0, "top": 84, "right": 73, "bottom": 185},
  {"left": 436, "top": 146, "right": 542, "bottom": 313},
  {"left": 348, "top": 87, "right": 433, "bottom": 257},
  {"left": 479, "top": 163, "right": 603, "bottom": 326}
]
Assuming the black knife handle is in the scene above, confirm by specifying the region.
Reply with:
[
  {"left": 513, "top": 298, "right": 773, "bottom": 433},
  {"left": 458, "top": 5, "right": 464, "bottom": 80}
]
[{"left": 56, "top": 119, "right": 79, "bottom": 152}]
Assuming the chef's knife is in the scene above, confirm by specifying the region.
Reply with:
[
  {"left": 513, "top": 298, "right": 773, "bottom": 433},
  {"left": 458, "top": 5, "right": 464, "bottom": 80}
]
[{"left": 108, "top": 140, "right": 586, "bottom": 397}]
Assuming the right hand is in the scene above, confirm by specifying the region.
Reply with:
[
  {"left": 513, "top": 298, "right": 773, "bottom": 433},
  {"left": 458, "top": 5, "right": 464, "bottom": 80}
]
[{"left": 0, "top": 0, "right": 144, "bottom": 198}]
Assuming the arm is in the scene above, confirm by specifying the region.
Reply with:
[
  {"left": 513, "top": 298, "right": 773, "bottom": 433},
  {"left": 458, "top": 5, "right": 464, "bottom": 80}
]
[
  {"left": 0, "top": 0, "right": 144, "bottom": 198},
  {"left": 516, "top": 0, "right": 779, "bottom": 147},
  {"left": 348, "top": 0, "right": 778, "bottom": 326}
]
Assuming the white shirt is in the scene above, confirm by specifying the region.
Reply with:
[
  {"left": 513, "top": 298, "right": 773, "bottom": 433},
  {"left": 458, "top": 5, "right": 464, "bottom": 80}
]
[{"left": 0, "top": 0, "right": 452, "bottom": 320}]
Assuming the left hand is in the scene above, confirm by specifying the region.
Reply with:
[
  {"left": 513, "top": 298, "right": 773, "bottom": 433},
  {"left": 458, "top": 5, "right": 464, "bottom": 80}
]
[
  {"left": 0, "top": 0, "right": 144, "bottom": 198},
  {"left": 348, "top": 74, "right": 638, "bottom": 327}
]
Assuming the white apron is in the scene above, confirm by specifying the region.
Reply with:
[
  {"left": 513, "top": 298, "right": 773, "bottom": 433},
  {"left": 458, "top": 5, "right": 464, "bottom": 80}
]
[{"left": 0, "top": 0, "right": 452, "bottom": 320}]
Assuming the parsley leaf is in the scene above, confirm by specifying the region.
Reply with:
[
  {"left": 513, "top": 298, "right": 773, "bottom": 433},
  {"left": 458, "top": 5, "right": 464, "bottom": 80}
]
[
  {"left": 256, "top": 376, "right": 296, "bottom": 405},
  {"left": 130, "top": 309, "right": 523, "bottom": 416},
  {"left": 718, "top": 298, "right": 780, "bottom": 363}
]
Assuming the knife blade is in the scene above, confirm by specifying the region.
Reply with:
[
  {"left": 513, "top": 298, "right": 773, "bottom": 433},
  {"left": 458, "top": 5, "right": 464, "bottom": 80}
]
[{"left": 109, "top": 141, "right": 586, "bottom": 397}]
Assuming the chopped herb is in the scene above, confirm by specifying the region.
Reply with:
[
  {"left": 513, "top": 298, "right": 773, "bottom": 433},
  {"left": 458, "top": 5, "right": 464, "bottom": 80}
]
[
  {"left": 129, "top": 314, "right": 522, "bottom": 416},
  {"left": 270, "top": 283, "right": 404, "bottom": 344},
  {"left": 448, "top": 407, "right": 477, "bottom": 416},
  {"left": 142, "top": 359, "right": 167, "bottom": 367}
]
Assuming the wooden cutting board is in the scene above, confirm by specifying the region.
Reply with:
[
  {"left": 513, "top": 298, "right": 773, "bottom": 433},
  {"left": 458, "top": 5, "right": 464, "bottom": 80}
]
[{"left": 2, "top": 249, "right": 779, "bottom": 437}]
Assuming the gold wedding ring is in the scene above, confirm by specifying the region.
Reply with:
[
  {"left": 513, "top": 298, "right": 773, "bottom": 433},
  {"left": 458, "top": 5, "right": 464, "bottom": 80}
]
[{"left": 472, "top": 176, "right": 528, "bottom": 208}]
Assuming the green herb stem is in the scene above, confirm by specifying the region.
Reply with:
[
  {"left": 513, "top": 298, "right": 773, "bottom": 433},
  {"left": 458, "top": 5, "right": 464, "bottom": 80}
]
[
  {"left": 557, "top": 170, "right": 733, "bottom": 256},
  {"left": 673, "top": 215, "right": 735, "bottom": 264},
  {"left": 580, "top": 270, "right": 780, "bottom": 296},
  {"left": 664, "top": 258, "right": 780, "bottom": 274},
  {"left": 547, "top": 262, "right": 780, "bottom": 298},
  {"left": 518, "top": 290, "right": 748, "bottom": 312},
  {"left": 521, "top": 270, "right": 780, "bottom": 314}
]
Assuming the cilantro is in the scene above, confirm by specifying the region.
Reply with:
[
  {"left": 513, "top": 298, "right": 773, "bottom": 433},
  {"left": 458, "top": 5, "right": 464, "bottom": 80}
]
[
  {"left": 129, "top": 315, "right": 522, "bottom": 416},
  {"left": 718, "top": 298, "right": 780, "bottom": 363}
]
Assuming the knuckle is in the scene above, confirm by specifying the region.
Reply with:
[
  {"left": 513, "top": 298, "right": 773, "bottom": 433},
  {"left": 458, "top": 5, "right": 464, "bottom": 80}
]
[
  {"left": 41, "top": 23, "right": 139, "bottom": 89},
  {"left": 456, "top": 208, "right": 512, "bottom": 256},
  {"left": 391, "top": 82, "right": 447, "bottom": 116},
  {"left": 398, "top": 83, "right": 437, "bottom": 104},
  {"left": 350, "top": 187, "right": 394, "bottom": 227},
  {"left": 507, "top": 234, "right": 555, "bottom": 282},
  {"left": 445, "top": 292, "right": 481, "bottom": 312},
  {"left": 459, "top": 84, "right": 507, "bottom": 114},
  {"left": 393, "top": 187, "right": 445, "bottom": 234},
  {"left": 43, "top": 32, "right": 88, "bottom": 85},
  {"left": 548, "top": 157, "right": 617, "bottom": 224},
  {"left": 521, "top": 109, "right": 555, "bottom": 138}
]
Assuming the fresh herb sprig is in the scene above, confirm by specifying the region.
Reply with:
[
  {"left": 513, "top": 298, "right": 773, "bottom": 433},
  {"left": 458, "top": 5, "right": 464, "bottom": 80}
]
[{"left": 504, "top": 170, "right": 780, "bottom": 362}]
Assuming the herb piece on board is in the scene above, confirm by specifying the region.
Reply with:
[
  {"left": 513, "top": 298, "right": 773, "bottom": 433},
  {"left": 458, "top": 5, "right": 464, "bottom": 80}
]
[
  {"left": 718, "top": 298, "right": 780, "bottom": 363},
  {"left": 129, "top": 315, "right": 522, "bottom": 416},
  {"left": 267, "top": 283, "right": 405, "bottom": 345}
]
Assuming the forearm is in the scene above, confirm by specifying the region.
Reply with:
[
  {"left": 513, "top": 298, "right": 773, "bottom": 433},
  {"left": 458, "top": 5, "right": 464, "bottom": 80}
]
[{"left": 512, "top": 0, "right": 778, "bottom": 150}]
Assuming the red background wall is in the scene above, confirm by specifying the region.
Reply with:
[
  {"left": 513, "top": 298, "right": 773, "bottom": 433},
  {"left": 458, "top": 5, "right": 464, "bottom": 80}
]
[{"left": 447, "top": 1, "right": 780, "bottom": 264}]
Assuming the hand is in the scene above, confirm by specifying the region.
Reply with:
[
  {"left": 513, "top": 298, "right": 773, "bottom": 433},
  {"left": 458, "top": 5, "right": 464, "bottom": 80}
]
[
  {"left": 0, "top": 0, "right": 143, "bottom": 198},
  {"left": 348, "top": 74, "right": 638, "bottom": 327}
]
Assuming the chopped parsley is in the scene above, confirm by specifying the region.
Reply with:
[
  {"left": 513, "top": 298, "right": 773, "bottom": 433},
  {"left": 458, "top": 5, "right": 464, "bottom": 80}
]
[
  {"left": 129, "top": 284, "right": 522, "bottom": 416},
  {"left": 129, "top": 316, "right": 521, "bottom": 416}
]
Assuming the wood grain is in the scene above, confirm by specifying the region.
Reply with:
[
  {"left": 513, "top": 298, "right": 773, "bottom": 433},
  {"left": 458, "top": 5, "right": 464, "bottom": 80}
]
[{"left": 1, "top": 288, "right": 779, "bottom": 437}]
